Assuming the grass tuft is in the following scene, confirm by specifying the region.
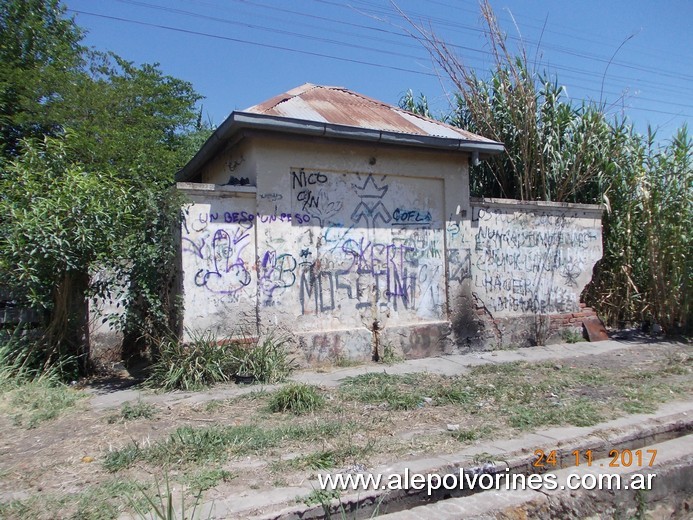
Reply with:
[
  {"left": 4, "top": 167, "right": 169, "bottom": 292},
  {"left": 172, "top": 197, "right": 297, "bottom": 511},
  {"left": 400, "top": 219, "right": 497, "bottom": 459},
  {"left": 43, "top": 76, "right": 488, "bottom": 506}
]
[
  {"left": 339, "top": 373, "right": 425, "bottom": 410},
  {"left": 108, "top": 400, "right": 157, "bottom": 424},
  {"left": 6, "top": 379, "right": 84, "bottom": 429},
  {"left": 267, "top": 383, "right": 325, "bottom": 415},
  {"left": 145, "top": 330, "right": 239, "bottom": 391},
  {"left": 380, "top": 344, "right": 403, "bottom": 365},
  {"left": 449, "top": 425, "right": 495, "bottom": 443},
  {"left": 562, "top": 328, "right": 585, "bottom": 343},
  {"left": 183, "top": 467, "right": 235, "bottom": 492},
  {"left": 234, "top": 332, "right": 297, "bottom": 384},
  {"left": 103, "top": 420, "right": 351, "bottom": 472},
  {"left": 298, "top": 488, "right": 340, "bottom": 507},
  {"left": 508, "top": 398, "right": 602, "bottom": 429}
]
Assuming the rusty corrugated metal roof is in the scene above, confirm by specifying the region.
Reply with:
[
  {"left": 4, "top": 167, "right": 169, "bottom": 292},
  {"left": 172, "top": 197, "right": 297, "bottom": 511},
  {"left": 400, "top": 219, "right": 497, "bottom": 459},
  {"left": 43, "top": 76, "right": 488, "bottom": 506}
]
[
  {"left": 176, "top": 83, "right": 504, "bottom": 182},
  {"left": 243, "top": 83, "right": 496, "bottom": 143}
]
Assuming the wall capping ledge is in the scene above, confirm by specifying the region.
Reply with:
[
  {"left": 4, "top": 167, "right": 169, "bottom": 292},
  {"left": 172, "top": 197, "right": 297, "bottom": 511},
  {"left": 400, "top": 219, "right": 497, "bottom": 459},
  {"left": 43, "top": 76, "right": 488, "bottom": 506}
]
[
  {"left": 177, "top": 182, "right": 257, "bottom": 197},
  {"left": 471, "top": 197, "right": 604, "bottom": 217}
]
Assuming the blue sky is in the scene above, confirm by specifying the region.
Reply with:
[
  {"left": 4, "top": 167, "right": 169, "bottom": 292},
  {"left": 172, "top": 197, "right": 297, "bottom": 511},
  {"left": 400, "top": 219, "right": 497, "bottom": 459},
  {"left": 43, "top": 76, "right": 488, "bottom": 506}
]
[{"left": 65, "top": 0, "right": 692, "bottom": 138}]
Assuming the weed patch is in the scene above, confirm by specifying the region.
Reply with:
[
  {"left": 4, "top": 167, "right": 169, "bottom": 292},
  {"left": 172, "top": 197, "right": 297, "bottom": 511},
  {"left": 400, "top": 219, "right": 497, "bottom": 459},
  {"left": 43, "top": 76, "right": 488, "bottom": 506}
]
[
  {"left": 339, "top": 373, "right": 425, "bottom": 410},
  {"left": 145, "top": 331, "right": 238, "bottom": 391},
  {"left": 267, "top": 383, "right": 325, "bottom": 415},
  {"left": 0, "top": 478, "right": 148, "bottom": 520},
  {"left": 291, "top": 450, "right": 338, "bottom": 470},
  {"left": 104, "top": 420, "right": 351, "bottom": 472},
  {"left": 508, "top": 399, "right": 602, "bottom": 429},
  {"left": 562, "top": 329, "right": 585, "bottom": 343},
  {"left": 183, "top": 467, "right": 236, "bottom": 492},
  {"left": 104, "top": 443, "right": 144, "bottom": 472},
  {"left": 380, "top": 344, "right": 403, "bottom": 365},
  {"left": 298, "top": 488, "right": 340, "bottom": 507},
  {"left": 3, "top": 379, "right": 84, "bottom": 428},
  {"left": 450, "top": 426, "right": 494, "bottom": 443},
  {"left": 279, "top": 441, "right": 375, "bottom": 472},
  {"left": 108, "top": 399, "right": 157, "bottom": 423},
  {"left": 234, "top": 331, "right": 296, "bottom": 384},
  {"left": 334, "top": 356, "right": 362, "bottom": 368}
]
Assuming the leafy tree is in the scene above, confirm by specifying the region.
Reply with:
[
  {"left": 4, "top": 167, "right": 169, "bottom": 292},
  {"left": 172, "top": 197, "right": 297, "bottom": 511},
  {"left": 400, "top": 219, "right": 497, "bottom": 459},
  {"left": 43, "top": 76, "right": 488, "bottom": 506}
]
[
  {"left": 0, "top": 0, "right": 83, "bottom": 158},
  {"left": 59, "top": 54, "right": 202, "bottom": 179},
  {"left": 0, "top": 0, "right": 210, "bottom": 373},
  {"left": 0, "top": 134, "right": 136, "bottom": 369}
]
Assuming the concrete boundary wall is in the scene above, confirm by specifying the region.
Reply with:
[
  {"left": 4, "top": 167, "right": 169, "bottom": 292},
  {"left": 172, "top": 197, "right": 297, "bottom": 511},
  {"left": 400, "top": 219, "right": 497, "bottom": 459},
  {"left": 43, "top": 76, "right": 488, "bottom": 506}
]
[
  {"left": 466, "top": 197, "right": 604, "bottom": 348},
  {"left": 87, "top": 188, "right": 605, "bottom": 364},
  {"left": 175, "top": 184, "right": 603, "bottom": 362}
]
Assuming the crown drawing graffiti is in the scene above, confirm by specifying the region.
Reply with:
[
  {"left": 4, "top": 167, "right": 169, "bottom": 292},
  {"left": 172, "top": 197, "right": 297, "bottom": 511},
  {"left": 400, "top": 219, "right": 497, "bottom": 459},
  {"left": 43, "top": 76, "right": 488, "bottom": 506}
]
[{"left": 353, "top": 174, "right": 388, "bottom": 199}]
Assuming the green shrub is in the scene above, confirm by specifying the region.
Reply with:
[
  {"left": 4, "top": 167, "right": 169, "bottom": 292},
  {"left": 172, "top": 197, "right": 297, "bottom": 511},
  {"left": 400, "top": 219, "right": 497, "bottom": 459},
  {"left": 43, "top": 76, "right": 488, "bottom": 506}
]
[
  {"left": 233, "top": 331, "right": 296, "bottom": 384},
  {"left": 267, "top": 383, "right": 325, "bottom": 415},
  {"left": 0, "top": 328, "right": 79, "bottom": 386},
  {"left": 145, "top": 331, "right": 240, "bottom": 391},
  {"left": 562, "top": 328, "right": 584, "bottom": 344}
]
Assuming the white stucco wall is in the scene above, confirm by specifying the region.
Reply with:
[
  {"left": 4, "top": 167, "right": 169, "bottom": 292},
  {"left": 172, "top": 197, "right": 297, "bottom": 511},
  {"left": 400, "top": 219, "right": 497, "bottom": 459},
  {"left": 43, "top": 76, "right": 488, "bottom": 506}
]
[
  {"left": 177, "top": 135, "right": 604, "bottom": 362},
  {"left": 468, "top": 199, "right": 603, "bottom": 318},
  {"left": 179, "top": 185, "right": 258, "bottom": 338},
  {"left": 179, "top": 135, "right": 469, "bottom": 361}
]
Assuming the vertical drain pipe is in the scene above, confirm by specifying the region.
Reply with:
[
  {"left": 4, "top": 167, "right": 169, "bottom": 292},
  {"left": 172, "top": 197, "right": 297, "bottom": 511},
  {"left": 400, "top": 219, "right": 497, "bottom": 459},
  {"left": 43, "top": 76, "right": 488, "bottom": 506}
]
[{"left": 371, "top": 320, "right": 381, "bottom": 362}]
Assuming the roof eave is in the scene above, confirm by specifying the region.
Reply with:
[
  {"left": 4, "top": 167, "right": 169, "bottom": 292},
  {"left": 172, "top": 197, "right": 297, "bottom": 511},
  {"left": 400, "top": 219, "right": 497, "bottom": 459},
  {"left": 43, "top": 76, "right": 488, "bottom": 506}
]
[{"left": 176, "top": 112, "right": 505, "bottom": 182}]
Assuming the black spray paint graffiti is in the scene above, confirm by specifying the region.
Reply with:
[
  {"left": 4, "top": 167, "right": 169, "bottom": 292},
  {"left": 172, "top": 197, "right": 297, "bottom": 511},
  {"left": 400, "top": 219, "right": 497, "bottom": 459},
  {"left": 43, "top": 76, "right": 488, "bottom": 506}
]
[
  {"left": 260, "top": 192, "right": 283, "bottom": 202},
  {"left": 291, "top": 169, "right": 343, "bottom": 226},
  {"left": 474, "top": 249, "right": 585, "bottom": 275},
  {"left": 351, "top": 174, "right": 391, "bottom": 229},
  {"left": 291, "top": 169, "right": 328, "bottom": 189},
  {"left": 298, "top": 188, "right": 343, "bottom": 225},
  {"left": 296, "top": 233, "right": 435, "bottom": 314},
  {"left": 477, "top": 287, "right": 576, "bottom": 314},
  {"left": 188, "top": 209, "right": 311, "bottom": 229},
  {"left": 475, "top": 226, "right": 598, "bottom": 250},
  {"left": 472, "top": 207, "right": 582, "bottom": 226},
  {"left": 446, "top": 248, "right": 472, "bottom": 282},
  {"left": 298, "top": 264, "right": 418, "bottom": 315},
  {"left": 250, "top": 228, "right": 436, "bottom": 315}
]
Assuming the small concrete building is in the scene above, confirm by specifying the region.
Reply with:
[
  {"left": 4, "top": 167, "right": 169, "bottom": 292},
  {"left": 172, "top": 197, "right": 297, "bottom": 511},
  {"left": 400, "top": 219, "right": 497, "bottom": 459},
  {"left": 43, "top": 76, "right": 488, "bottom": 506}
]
[{"left": 175, "top": 83, "right": 603, "bottom": 363}]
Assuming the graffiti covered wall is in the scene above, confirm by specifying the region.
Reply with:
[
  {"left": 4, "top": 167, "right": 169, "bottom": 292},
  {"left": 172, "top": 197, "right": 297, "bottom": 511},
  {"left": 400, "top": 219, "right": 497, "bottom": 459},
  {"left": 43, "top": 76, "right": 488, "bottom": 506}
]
[
  {"left": 179, "top": 164, "right": 455, "bottom": 361},
  {"left": 467, "top": 198, "right": 603, "bottom": 346},
  {"left": 180, "top": 187, "right": 258, "bottom": 336},
  {"left": 177, "top": 137, "right": 603, "bottom": 362}
]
